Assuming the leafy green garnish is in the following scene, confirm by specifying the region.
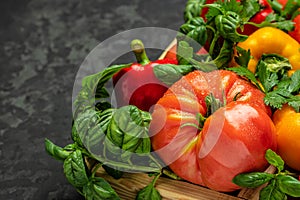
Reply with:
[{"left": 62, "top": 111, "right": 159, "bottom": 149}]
[
  {"left": 153, "top": 64, "right": 195, "bottom": 86},
  {"left": 259, "top": 179, "right": 287, "bottom": 200},
  {"left": 46, "top": 61, "right": 165, "bottom": 199},
  {"left": 180, "top": 17, "right": 208, "bottom": 46},
  {"left": 227, "top": 67, "right": 263, "bottom": 91},
  {"left": 182, "top": 0, "right": 260, "bottom": 68},
  {"left": 184, "top": 0, "right": 207, "bottom": 22},
  {"left": 63, "top": 150, "right": 89, "bottom": 188},
  {"left": 234, "top": 46, "right": 251, "bottom": 68},
  {"left": 136, "top": 173, "right": 162, "bottom": 200},
  {"left": 232, "top": 172, "right": 275, "bottom": 188},
  {"left": 233, "top": 149, "right": 300, "bottom": 199},
  {"left": 230, "top": 51, "right": 300, "bottom": 111},
  {"left": 83, "top": 177, "right": 121, "bottom": 200}
]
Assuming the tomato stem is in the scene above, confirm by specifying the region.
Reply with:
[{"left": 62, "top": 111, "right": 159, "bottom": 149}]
[{"left": 131, "top": 39, "right": 150, "bottom": 65}]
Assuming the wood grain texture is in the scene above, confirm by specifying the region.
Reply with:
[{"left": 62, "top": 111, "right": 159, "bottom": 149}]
[{"left": 95, "top": 168, "right": 243, "bottom": 200}]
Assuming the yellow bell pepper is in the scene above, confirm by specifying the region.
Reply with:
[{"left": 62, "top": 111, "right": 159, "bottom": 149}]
[{"left": 237, "top": 27, "right": 300, "bottom": 73}]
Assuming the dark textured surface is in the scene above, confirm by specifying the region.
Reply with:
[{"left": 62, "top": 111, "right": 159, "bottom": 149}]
[{"left": 0, "top": 1, "right": 185, "bottom": 199}]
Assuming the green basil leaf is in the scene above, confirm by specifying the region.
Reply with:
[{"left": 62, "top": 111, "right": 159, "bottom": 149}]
[
  {"left": 277, "top": 174, "right": 300, "bottom": 197},
  {"left": 190, "top": 60, "right": 216, "bottom": 72},
  {"left": 153, "top": 64, "right": 194, "bottom": 86},
  {"left": 265, "top": 149, "right": 285, "bottom": 172},
  {"left": 74, "top": 64, "right": 130, "bottom": 115},
  {"left": 63, "top": 150, "right": 89, "bottom": 188},
  {"left": 182, "top": 17, "right": 207, "bottom": 46},
  {"left": 106, "top": 105, "right": 152, "bottom": 156},
  {"left": 73, "top": 109, "right": 102, "bottom": 148},
  {"left": 71, "top": 122, "right": 84, "bottom": 147},
  {"left": 45, "top": 139, "right": 72, "bottom": 161},
  {"left": 83, "top": 177, "right": 120, "bottom": 200},
  {"left": 260, "top": 179, "right": 287, "bottom": 200},
  {"left": 215, "top": 12, "right": 247, "bottom": 42},
  {"left": 176, "top": 40, "right": 195, "bottom": 65},
  {"left": 136, "top": 183, "right": 162, "bottom": 200},
  {"left": 77, "top": 108, "right": 113, "bottom": 157},
  {"left": 213, "top": 40, "right": 234, "bottom": 69},
  {"left": 102, "top": 165, "right": 124, "bottom": 179},
  {"left": 184, "top": 0, "right": 207, "bottom": 22},
  {"left": 232, "top": 172, "right": 274, "bottom": 188},
  {"left": 95, "top": 101, "right": 112, "bottom": 111}
]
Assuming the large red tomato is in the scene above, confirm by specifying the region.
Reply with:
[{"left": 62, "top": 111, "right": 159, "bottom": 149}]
[{"left": 149, "top": 70, "right": 277, "bottom": 192}]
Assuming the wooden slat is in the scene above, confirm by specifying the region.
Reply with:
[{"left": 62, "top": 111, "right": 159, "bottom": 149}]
[{"left": 95, "top": 168, "right": 242, "bottom": 200}]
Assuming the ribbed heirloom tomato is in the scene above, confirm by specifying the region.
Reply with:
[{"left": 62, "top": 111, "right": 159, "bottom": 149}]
[{"left": 149, "top": 70, "right": 277, "bottom": 192}]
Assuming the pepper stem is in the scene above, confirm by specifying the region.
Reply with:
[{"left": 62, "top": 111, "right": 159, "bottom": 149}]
[{"left": 131, "top": 39, "right": 150, "bottom": 65}]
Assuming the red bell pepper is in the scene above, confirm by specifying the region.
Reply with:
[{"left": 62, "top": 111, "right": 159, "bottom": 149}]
[{"left": 112, "top": 39, "right": 178, "bottom": 111}]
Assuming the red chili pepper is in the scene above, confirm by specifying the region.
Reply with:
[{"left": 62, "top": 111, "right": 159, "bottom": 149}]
[{"left": 112, "top": 39, "right": 178, "bottom": 111}]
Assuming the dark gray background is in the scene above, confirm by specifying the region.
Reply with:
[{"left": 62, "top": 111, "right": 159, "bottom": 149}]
[{"left": 0, "top": 0, "right": 185, "bottom": 199}]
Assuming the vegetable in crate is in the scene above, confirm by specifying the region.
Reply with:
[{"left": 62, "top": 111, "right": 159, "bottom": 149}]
[
  {"left": 236, "top": 27, "right": 300, "bottom": 73},
  {"left": 273, "top": 104, "right": 300, "bottom": 171},
  {"left": 113, "top": 39, "right": 178, "bottom": 111},
  {"left": 149, "top": 70, "right": 277, "bottom": 192}
]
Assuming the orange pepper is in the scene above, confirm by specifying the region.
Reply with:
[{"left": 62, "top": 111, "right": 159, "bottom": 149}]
[{"left": 273, "top": 104, "right": 300, "bottom": 171}]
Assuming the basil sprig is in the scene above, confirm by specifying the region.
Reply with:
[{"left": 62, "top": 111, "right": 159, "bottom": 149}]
[
  {"left": 45, "top": 63, "right": 164, "bottom": 199},
  {"left": 233, "top": 149, "right": 300, "bottom": 199}
]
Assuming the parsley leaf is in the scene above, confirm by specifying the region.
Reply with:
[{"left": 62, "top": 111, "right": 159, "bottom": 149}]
[
  {"left": 240, "top": 0, "right": 260, "bottom": 20},
  {"left": 288, "top": 70, "right": 300, "bottom": 93},
  {"left": 264, "top": 88, "right": 300, "bottom": 111},
  {"left": 184, "top": 0, "right": 207, "bottom": 22},
  {"left": 234, "top": 46, "right": 251, "bottom": 68},
  {"left": 287, "top": 95, "right": 300, "bottom": 112},
  {"left": 227, "top": 67, "right": 263, "bottom": 91}
]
